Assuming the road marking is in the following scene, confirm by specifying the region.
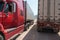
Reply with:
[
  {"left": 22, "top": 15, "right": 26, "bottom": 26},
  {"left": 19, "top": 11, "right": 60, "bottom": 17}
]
[
  {"left": 16, "top": 23, "right": 36, "bottom": 40},
  {"left": 58, "top": 32, "right": 60, "bottom": 36}
]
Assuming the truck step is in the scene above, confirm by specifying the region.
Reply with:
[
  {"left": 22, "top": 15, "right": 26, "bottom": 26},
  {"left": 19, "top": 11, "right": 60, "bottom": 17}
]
[{"left": 5, "top": 28, "right": 17, "bottom": 33}]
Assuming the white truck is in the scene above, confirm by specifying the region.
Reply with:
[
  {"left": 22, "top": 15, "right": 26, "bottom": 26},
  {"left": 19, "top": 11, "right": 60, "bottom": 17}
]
[
  {"left": 37, "top": 0, "right": 60, "bottom": 32},
  {"left": 23, "top": 1, "right": 34, "bottom": 30}
]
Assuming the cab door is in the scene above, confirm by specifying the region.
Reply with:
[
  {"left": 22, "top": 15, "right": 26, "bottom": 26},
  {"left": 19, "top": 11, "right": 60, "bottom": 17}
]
[
  {"left": 2, "top": 3, "right": 13, "bottom": 29},
  {"left": 0, "top": 2, "right": 4, "bottom": 24}
]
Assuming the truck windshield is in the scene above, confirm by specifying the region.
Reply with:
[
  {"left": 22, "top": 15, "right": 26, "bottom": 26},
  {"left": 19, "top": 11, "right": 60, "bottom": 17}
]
[{"left": 0, "top": 2, "right": 4, "bottom": 12}]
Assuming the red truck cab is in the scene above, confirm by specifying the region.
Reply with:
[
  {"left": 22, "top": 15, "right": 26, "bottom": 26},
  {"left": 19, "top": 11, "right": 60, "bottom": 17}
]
[{"left": 0, "top": 0, "right": 24, "bottom": 40}]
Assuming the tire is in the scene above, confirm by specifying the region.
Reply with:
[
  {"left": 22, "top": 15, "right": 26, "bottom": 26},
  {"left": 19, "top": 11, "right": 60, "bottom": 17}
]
[
  {"left": 24, "top": 26, "right": 28, "bottom": 31},
  {"left": 37, "top": 27, "right": 42, "bottom": 32},
  {"left": 54, "top": 29, "right": 59, "bottom": 33},
  {"left": 37, "top": 27, "right": 40, "bottom": 32},
  {"left": 0, "top": 34, "right": 5, "bottom": 40},
  {"left": 24, "top": 24, "right": 29, "bottom": 31}
]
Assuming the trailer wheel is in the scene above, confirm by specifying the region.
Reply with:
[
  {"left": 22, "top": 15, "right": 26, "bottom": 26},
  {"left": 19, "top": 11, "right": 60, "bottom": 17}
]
[
  {"left": 24, "top": 25, "right": 28, "bottom": 31},
  {"left": 37, "top": 27, "right": 40, "bottom": 32},
  {"left": 24, "top": 27, "right": 27, "bottom": 31},
  {"left": 37, "top": 27, "right": 42, "bottom": 32},
  {"left": 0, "top": 34, "right": 5, "bottom": 40},
  {"left": 24, "top": 24, "right": 27, "bottom": 31},
  {"left": 54, "top": 29, "right": 59, "bottom": 33}
]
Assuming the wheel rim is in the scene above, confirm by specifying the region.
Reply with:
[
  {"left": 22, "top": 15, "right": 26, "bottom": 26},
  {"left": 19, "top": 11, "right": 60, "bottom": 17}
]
[{"left": 0, "top": 35, "right": 4, "bottom": 40}]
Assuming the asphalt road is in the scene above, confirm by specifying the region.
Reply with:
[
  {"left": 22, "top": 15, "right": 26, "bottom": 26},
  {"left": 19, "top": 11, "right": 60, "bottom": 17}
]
[{"left": 22, "top": 25, "right": 60, "bottom": 40}]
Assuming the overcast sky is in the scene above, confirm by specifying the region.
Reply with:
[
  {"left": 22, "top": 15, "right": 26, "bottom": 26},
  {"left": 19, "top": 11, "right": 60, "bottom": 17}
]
[{"left": 26, "top": 0, "right": 38, "bottom": 15}]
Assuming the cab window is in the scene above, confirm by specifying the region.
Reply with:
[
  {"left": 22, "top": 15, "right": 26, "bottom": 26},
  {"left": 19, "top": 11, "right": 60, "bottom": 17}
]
[
  {"left": 4, "top": 4, "right": 9, "bottom": 13},
  {"left": 0, "top": 2, "right": 4, "bottom": 12},
  {"left": 4, "top": 2, "right": 16, "bottom": 13},
  {"left": 8, "top": 2, "right": 16, "bottom": 13},
  {"left": 4, "top": 2, "right": 16, "bottom": 15}
]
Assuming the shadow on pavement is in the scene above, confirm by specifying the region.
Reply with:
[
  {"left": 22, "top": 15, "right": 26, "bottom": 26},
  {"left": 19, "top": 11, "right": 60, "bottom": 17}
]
[
  {"left": 11, "top": 24, "right": 60, "bottom": 40},
  {"left": 22, "top": 25, "right": 60, "bottom": 40},
  {"left": 10, "top": 34, "right": 20, "bottom": 40}
]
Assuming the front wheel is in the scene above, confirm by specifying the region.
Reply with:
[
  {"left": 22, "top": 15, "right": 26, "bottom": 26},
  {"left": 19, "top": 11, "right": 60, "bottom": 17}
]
[{"left": 0, "top": 34, "right": 5, "bottom": 40}]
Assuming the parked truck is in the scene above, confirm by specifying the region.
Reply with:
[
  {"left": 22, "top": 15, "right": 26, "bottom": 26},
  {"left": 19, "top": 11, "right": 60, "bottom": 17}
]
[
  {"left": 37, "top": 0, "right": 60, "bottom": 32},
  {"left": 0, "top": 0, "right": 25, "bottom": 40}
]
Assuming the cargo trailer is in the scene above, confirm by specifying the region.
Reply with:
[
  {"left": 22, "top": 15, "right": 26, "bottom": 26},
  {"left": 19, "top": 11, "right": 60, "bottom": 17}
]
[
  {"left": 37, "top": 0, "right": 60, "bottom": 32},
  {"left": 23, "top": 1, "right": 34, "bottom": 30}
]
